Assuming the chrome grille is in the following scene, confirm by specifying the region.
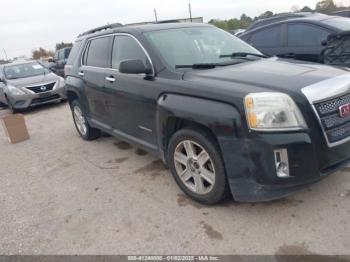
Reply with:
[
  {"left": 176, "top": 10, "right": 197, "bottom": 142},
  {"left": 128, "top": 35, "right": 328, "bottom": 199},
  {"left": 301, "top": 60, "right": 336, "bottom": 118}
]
[
  {"left": 314, "top": 93, "right": 350, "bottom": 144},
  {"left": 26, "top": 82, "right": 56, "bottom": 93}
]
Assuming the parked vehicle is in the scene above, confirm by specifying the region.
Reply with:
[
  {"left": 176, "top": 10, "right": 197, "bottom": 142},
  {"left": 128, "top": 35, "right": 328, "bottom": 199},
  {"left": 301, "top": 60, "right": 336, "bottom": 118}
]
[
  {"left": 333, "top": 10, "right": 350, "bottom": 18},
  {"left": 246, "top": 12, "right": 326, "bottom": 32},
  {"left": 65, "top": 22, "right": 350, "bottom": 204},
  {"left": 323, "top": 31, "right": 350, "bottom": 67},
  {"left": 50, "top": 47, "right": 72, "bottom": 77},
  {"left": 0, "top": 60, "right": 66, "bottom": 113},
  {"left": 240, "top": 15, "right": 350, "bottom": 63}
]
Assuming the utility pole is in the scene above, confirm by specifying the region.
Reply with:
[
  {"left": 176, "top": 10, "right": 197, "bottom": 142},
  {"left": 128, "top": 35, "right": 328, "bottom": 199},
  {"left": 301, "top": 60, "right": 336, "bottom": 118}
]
[
  {"left": 189, "top": 3, "right": 193, "bottom": 22},
  {"left": 2, "top": 49, "right": 8, "bottom": 61},
  {"left": 154, "top": 8, "right": 158, "bottom": 23}
]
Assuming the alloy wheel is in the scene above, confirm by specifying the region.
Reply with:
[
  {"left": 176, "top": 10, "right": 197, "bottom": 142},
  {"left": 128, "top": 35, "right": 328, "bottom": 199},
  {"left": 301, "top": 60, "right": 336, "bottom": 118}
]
[
  {"left": 73, "top": 105, "right": 87, "bottom": 136},
  {"left": 173, "top": 140, "right": 216, "bottom": 195}
]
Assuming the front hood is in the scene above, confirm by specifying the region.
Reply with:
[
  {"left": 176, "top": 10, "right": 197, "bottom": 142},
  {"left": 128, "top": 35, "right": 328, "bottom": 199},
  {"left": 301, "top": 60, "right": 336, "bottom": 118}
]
[
  {"left": 183, "top": 58, "right": 350, "bottom": 93},
  {"left": 6, "top": 72, "right": 60, "bottom": 88}
]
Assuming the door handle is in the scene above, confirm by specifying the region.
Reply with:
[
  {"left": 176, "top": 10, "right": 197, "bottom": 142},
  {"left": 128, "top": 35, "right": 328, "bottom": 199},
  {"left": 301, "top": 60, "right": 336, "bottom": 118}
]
[
  {"left": 78, "top": 71, "right": 84, "bottom": 77},
  {"left": 106, "top": 76, "right": 116, "bottom": 83},
  {"left": 284, "top": 53, "right": 296, "bottom": 59}
]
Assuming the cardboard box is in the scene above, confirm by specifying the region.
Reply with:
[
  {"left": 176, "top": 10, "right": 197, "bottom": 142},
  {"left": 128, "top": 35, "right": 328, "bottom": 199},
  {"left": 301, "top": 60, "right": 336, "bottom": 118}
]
[{"left": 1, "top": 114, "right": 30, "bottom": 144}]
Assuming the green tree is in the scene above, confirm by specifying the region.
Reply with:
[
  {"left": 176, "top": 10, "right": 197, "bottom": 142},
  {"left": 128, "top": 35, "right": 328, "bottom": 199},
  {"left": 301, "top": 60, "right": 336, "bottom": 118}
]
[
  {"left": 315, "top": 0, "right": 337, "bottom": 14},
  {"left": 32, "top": 48, "right": 54, "bottom": 60},
  {"left": 300, "top": 6, "right": 313, "bottom": 12},
  {"left": 55, "top": 42, "right": 73, "bottom": 51}
]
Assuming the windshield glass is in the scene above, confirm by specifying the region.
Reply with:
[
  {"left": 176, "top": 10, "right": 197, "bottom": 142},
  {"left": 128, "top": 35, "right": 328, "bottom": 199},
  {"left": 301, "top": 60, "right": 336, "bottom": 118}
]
[
  {"left": 145, "top": 26, "right": 263, "bottom": 69},
  {"left": 323, "top": 17, "right": 350, "bottom": 31},
  {"left": 4, "top": 62, "right": 49, "bottom": 79}
]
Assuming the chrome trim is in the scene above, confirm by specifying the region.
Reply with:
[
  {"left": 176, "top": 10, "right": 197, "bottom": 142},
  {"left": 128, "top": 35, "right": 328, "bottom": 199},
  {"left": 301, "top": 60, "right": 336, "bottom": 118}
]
[
  {"left": 25, "top": 81, "right": 57, "bottom": 94},
  {"left": 105, "top": 76, "right": 115, "bottom": 83},
  {"left": 301, "top": 74, "right": 350, "bottom": 104},
  {"left": 138, "top": 125, "right": 152, "bottom": 133},
  {"left": 301, "top": 74, "right": 350, "bottom": 147},
  {"left": 80, "top": 33, "right": 155, "bottom": 77}
]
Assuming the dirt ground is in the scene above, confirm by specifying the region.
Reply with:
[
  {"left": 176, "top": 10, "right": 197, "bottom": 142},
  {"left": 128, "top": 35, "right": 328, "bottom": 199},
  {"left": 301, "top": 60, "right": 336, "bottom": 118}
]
[{"left": 0, "top": 102, "right": 349, "bottom": 255}]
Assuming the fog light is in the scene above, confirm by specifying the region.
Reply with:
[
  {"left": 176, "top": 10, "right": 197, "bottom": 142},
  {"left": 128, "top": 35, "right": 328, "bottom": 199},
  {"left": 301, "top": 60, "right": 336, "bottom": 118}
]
[{"left": 274, "top": 149, "right": 290, "bottom": 178}]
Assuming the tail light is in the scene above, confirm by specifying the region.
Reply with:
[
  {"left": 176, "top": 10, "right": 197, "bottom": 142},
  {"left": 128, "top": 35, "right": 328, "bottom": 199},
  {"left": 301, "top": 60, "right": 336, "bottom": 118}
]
[{"left": 64, "top": 65, "right": 72, "bottom": 77}]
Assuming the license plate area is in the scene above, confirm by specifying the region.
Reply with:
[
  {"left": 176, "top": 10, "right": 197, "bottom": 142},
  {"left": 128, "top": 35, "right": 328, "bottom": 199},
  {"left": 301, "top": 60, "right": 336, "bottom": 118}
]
[{"left": 39, "top": 92, "right": 52, "bottom": 98}]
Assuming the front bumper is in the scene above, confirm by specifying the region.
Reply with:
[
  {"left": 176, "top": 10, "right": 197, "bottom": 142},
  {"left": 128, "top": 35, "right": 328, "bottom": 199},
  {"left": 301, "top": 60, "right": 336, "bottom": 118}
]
[
  {"left": 8, "top": 86, "right": 66, "bottom": 109},
  {"left": 218, "top": 132, "right": 350, "bottom": 202}
]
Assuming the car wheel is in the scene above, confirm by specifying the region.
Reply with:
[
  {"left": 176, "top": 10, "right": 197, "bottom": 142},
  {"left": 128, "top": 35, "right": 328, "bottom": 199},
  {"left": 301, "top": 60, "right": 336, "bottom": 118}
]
[
  {"left": 71, "top": 100, "right": 101, "bottom": 140},
  {"left": 168, "top": 128, "right": 230, "bottom": 205}
]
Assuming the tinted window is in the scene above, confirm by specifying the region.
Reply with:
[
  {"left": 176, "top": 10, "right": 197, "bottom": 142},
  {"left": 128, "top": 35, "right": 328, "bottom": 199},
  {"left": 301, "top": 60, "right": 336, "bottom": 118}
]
[
  {"left": 111, "top": 35, "right": 149, "bottom": 70},
  {"left": 288, "top": 24, "right": 329, "bottom": 46},
  {"left": 67, "top": 41, "right": 82, "bottom": 65},
  {"left": 64, "top": 48, "right": 71, "bottom": 59},
  {"left": 86, "top": 37, "right": 111, "bottom": 68},
  {"left": 250, "top": 25, "right": 282, "bottom": 47},
  {"left": 58, "top": 50, "right": 64, "bottom": 60}
]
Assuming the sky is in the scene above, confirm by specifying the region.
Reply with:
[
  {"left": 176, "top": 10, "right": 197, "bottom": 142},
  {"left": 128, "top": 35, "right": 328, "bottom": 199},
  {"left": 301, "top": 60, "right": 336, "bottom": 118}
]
[{"left": 1, "top": 0, "right": 349, "bottom": 59}]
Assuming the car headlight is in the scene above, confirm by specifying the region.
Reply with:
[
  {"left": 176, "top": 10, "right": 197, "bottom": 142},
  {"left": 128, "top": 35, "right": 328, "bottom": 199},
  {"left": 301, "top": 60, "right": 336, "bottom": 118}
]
[
  {"left": 244, "top": 92, "right": 307, "bottom": 131},
  {"left": 7, "top": 85, "right": 25, "bottom": 95},
  {"left": 59, "top": 77, "right": 65, "bottom": 88}
]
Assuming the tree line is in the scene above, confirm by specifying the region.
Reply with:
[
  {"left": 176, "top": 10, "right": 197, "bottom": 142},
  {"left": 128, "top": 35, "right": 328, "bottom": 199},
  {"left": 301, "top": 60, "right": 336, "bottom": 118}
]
[{"left": 209, "top": 0, "right": 349, "bottom": 31}]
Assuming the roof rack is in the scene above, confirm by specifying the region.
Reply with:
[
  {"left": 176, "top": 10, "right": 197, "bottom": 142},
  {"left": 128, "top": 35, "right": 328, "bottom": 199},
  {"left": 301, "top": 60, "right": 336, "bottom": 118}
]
[{"left": 79, "top": 23, "right": 123, "bottom": 37}]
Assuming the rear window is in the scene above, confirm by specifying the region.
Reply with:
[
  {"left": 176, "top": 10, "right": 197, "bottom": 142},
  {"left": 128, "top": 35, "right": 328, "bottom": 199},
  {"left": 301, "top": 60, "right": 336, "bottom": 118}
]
[
  {"left": 85, "top": 37, "right": 111, "bottom": 68},
  {"left": 66, "top": 41, "right": 82, "bottom": 65},
  {"left": 323, "top": 17, "right": 350, "bottom": 31}
]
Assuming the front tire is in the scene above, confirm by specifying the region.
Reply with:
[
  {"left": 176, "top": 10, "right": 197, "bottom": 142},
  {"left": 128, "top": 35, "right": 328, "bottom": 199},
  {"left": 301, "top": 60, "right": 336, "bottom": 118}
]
[
  {"left": 168, "top": 128, "right": 230, "bottom": 205},
  {"left": 6, "top": 97, "right": 18, "bottom": 114},
  {"left": 71, "top": 100, "right": 101, "bottom": 140}
]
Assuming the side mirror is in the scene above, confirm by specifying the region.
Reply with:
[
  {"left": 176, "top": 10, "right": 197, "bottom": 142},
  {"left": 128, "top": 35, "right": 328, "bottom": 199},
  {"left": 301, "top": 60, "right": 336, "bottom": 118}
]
[
  {"left": 119, "top": 59, "right": 152, "bottom": 75},
  {"left": 321, "top": 40, "right": 328, "bottom": 46}
]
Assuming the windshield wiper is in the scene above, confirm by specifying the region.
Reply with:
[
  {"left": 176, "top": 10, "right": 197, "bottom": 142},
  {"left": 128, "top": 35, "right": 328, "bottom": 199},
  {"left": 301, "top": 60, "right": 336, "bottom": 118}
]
[
  {"left": 219, "top": 52, "right": 268, "bottom": 59},
  {"left": 175, "top": 63, "right": 219, "bottom": 69}
]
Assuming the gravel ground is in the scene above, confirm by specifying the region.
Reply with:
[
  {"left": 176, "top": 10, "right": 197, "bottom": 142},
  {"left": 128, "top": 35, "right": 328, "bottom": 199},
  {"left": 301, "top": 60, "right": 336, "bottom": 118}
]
[{"left": 0, "top": 103, "right": 349, "bottom": 255}]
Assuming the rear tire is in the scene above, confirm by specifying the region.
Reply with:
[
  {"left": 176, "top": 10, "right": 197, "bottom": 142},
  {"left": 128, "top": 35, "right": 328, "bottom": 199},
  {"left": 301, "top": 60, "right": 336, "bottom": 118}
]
[
  {"left": 168, "top": 128, "right": 230, "bottom": 205},
  {"left": 71, "top": 100, "right": 101, "bottom": 140}
]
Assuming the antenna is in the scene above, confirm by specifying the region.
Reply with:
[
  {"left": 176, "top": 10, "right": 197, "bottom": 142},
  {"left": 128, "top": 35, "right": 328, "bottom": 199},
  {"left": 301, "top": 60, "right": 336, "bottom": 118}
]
[
  {"left": 154, "top": 9, "right": 158, "bottom": 23},
  {"left": 189, "top": 3, "right": 193, "bottom": 22}
]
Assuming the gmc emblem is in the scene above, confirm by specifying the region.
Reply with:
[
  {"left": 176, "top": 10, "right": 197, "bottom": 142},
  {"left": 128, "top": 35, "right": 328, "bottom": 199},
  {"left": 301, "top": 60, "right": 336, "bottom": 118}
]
[{"left": 339, "top": 103, "right": 350, "bottom": 118}]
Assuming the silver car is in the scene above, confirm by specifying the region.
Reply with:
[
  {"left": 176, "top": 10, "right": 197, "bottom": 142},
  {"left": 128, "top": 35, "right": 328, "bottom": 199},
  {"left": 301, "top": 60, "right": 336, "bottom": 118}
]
[{"left": 0, "top": 60, "right": 66, "bottom": 113}]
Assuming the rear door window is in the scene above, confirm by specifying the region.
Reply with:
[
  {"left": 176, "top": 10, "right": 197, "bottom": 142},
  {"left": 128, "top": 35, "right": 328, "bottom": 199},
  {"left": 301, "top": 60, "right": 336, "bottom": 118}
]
[
  {"left": 250, "top": 25, "right": 283, "bottom": 47},
  {"left": 85, "top": 37, "right": 111, "bottom": 68},
  {"left": 288, "top": 24, "right": 330, "bottom": 47}
]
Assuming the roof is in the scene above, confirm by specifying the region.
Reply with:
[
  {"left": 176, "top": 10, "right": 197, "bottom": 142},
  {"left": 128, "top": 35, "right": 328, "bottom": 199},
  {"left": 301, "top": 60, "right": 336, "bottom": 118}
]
[
  {"left": 246, "top": 12, "right": 328, "bottom": 31},
  {"left": 77, "top": 22, "right": 211, "bottom": 40},
  {"left": 242, "top": 14, "right": 342, "bottom": 36}
]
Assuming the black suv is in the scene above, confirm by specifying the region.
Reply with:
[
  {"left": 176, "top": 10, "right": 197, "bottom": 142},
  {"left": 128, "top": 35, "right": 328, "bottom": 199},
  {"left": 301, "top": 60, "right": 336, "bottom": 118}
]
[
  {"left": 65, "top": 22, "right": 350, "bottom": 204},
  {"left": 50, "top": 47, "right": 72, "bottom": 77}
]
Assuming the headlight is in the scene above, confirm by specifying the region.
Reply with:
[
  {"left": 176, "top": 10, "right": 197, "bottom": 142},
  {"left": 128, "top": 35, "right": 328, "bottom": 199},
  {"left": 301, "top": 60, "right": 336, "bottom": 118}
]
[
  {"left": 59, "top": 77, "right": 65, "bottom": 88},
  {"left": 7, "top": 85, "right": 25, "bottom": 95},
  {"left": 244, "top": 92, "right": 307, "bottom": 131}
]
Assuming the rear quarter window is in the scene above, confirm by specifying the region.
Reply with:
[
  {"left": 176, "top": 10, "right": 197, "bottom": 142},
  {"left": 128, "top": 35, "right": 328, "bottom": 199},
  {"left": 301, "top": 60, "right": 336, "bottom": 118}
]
[{"left": 66, "top": 41, "right": 82, "bottom": 65}]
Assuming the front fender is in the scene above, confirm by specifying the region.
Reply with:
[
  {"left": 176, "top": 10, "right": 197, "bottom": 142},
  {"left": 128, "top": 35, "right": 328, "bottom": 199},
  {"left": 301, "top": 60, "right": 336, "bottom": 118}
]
[{"left": 156, "top": 93, "right": 244, "bottom": 166}]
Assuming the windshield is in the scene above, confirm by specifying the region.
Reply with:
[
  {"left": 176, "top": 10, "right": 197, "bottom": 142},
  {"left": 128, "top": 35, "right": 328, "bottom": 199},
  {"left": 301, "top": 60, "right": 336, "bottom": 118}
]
[
  {"left": 4, "top": 62, "right": 49, "bottom": 80},
  {"left": 323, "top": 17, "right": 350, "bottom": 31},
  {"left": 145, "top": 26, "right": 263, "bottom": 69}
]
